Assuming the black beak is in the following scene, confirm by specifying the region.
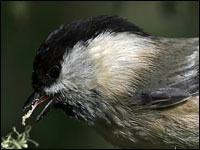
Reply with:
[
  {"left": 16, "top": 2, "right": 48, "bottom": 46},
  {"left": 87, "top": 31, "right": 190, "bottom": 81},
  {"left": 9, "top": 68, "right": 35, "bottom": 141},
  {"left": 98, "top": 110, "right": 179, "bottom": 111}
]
[
  {"left": 23, "top": 92, "right": 40, "bottom": 112},
  {"left": 22, "top": 91, "right": 53, "bottom": 124}
]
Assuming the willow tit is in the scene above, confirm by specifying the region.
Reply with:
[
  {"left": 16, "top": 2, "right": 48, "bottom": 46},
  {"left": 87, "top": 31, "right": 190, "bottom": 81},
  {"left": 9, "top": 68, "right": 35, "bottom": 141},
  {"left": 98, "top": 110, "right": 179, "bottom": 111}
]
[{"left": 23, "top": 16, "right": 199, "bottom": 148}]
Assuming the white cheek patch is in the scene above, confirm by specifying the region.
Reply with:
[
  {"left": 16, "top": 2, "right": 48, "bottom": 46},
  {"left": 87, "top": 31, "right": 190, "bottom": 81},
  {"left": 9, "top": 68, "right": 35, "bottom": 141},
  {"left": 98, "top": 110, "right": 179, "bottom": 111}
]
[
  {"left": 87, "top": 32, "right": 159, "bottom": 98},
  {"left": 44, "top": 83, "right": 65, "bottom": 95}
]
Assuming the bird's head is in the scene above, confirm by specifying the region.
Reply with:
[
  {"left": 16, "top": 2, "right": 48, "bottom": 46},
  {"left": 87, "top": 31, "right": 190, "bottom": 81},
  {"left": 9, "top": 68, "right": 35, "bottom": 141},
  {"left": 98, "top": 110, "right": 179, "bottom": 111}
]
[{"left": 22, "top": 15, "right": 152, "bottom": 126}]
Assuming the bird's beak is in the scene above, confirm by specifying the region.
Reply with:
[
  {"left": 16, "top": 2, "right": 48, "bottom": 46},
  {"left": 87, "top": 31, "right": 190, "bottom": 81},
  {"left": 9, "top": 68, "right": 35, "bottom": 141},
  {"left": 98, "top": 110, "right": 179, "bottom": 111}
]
[{"left": 22, "top": 92, "right": 54, "bottom": 125}]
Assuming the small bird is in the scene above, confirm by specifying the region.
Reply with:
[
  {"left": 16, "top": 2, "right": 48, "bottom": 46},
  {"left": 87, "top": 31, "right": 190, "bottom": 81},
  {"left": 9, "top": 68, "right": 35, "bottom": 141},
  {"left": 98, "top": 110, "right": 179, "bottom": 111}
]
[{"left": 22, "top": 16, "right": 199, "bottom": 149}]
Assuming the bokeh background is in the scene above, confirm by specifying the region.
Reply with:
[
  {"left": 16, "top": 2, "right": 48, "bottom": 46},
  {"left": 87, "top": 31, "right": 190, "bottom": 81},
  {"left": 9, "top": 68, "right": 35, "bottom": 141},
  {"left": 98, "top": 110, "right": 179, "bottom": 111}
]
[{"left": 1, "top": 1, "right": 199, "bottom": 148}]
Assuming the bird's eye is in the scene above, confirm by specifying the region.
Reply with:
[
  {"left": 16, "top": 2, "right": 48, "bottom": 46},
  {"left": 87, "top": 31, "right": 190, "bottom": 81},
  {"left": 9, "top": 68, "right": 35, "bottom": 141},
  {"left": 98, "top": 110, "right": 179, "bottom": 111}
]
[{"left": 49, "top": 65, "right": 60, "bottom": 79}]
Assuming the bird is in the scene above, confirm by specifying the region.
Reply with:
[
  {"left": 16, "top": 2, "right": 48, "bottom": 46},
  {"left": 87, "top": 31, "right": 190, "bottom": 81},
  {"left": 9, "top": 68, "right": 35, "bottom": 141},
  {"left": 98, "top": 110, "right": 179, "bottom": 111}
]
[{"left": 22, "top": 15, "right": 199, "bottom": 149}]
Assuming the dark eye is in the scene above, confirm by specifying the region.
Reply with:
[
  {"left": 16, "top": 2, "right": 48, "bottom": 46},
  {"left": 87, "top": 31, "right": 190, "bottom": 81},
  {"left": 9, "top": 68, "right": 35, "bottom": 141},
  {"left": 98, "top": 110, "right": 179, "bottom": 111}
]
[{"left": 49, "top": 65, "right": 60, "bottom": 79}]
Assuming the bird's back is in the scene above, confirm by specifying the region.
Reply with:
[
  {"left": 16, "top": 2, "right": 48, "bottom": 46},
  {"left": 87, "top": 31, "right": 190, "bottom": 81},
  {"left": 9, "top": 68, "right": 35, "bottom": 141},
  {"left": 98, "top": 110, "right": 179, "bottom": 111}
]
[{"left": 160, "top": 37, "right": 199, "bottom": 96}]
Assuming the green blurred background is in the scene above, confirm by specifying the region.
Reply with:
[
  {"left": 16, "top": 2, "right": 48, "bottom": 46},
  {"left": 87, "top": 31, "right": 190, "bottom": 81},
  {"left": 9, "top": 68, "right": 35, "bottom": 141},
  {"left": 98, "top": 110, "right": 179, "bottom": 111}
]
[{"left": 1, "top": 1, "right": 199, "bottom": 148}]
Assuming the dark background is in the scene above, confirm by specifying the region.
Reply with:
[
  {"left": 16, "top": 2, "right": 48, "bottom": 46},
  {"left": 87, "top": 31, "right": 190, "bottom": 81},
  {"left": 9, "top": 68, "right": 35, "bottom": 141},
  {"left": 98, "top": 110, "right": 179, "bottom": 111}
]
[{"left": 1, "top": 1, "right": 199, "bottom": 148}]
